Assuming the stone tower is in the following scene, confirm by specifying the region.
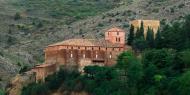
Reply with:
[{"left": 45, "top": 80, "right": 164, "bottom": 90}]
[{"left": 105, "top": 27, "right": 126, "bottom": 45}]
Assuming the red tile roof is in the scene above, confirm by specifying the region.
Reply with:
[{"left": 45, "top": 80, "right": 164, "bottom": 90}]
[{"left": 48, "top": 39, "right": 123, "bottom": 47}]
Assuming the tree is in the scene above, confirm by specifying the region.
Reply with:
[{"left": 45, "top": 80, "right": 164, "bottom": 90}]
[
  {"left": 0, "top": 89, "right": 5, "bottom": 95},
  {"left": 127, "top": 24, "right": 135, "bottom": 45},
  {"left": 132, "top": 37, "right": 148, "bottom": 52},
  {"left": 146, "top": 27, "right": 155, "bottom": 48},
  {"left": 155, "top": 28, "right": 162, "bottom": 49},
  {"left": 14, "top": 12, "right": 21, "bottom": 20},
  {"left": 116, "top": 51, "right": 143, "bottom": 95},
  {"left": 135, "top": 27, "right": 141, "bottom": 38},
  {"left": 139, "top": 21, "right": 145, "bottom": 38},
  {"left": 135, "top": 21, "right": 144, "bottom": 39},
  {"left": 169, "top": 71, "right": 190, "bottom": 95},
  {"left": 178, "top": 50, "right": 190, "bottom": 68}
]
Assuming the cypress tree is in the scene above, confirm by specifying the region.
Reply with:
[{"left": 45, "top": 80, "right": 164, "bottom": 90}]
[
  {"left": 135, "top": 27, "right": 141, "bottom": 38},
  {"left": 155, "top": 28, "right": 162, "bottom": 49},
  {"left": 139, "top": 21, "right": 145, "bottom": 38},
  {"left": 146, "top": 27, "right": 154, "bottom": 48},
  {"left": 127, "top": 24, "right": 135, "bottom": 45}
]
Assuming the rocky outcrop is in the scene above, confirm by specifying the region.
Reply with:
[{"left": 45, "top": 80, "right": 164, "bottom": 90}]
[
  {"left": 0, "top": 56, "right": 19, "bottom": 89},
  {"left": 6, "top": 72, "right": 35, "bottom": 95}
]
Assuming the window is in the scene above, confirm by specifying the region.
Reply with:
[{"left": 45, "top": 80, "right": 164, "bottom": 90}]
[
  {"left": 83, "top": 54, "right": 85, "bottom": 58},
  {"left": 118, "top": 38, "right": 120, "bottom": 42},
  {"left": 117, "top": 32, "right": 119, "bottom": 35},
  {"left": 70, "top": 51, "right": 73, "bottom": 58},
  {"left": 96, "top": 51, "right": 98, "bottom": 58},
  {"left": 109, "top": 52, "right": 112, "bottom": 59}
]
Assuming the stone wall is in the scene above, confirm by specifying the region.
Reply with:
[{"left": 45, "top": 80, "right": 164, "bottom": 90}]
[{"left": 130, "top": 20, "right": 160, "bottom": 37}]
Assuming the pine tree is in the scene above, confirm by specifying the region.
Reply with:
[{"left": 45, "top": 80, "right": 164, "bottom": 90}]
[
  {"left": 155, "top": 28, "right": 162, "bottom": 49},
  {"left": 127, "top": 24, "right": 135, "bottom": 45},
  {"left": 146, "top": 27, "right": 154, "bottom": 48}
]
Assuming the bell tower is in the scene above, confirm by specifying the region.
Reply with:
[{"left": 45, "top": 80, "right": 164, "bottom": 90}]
[{"left": 105, "top": 27, "right": 126, "bottom": 45}]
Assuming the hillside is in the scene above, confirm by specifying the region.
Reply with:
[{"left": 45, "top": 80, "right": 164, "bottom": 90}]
[{"left": 0, "top": 0, "right": 190, "bottom": 89}]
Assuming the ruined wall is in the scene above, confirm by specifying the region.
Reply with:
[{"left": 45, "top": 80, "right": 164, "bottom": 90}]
[
  {"left": 45, "top": 45, "right": 125, "bottom": 67},
  {"left": 130, "top": 20, "right": 160, "bottom": 37}
]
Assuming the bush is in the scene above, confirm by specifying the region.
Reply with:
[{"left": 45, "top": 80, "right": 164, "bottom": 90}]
[{"left": 14, "top": 12, "right": 21, "bottom": 20}]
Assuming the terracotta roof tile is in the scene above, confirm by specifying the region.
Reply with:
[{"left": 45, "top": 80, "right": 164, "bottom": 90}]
[{"left": 48, "top": 39, "right": 122, "bottom": 47}]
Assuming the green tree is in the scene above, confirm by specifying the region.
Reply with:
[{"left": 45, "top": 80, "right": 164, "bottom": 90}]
[
  {"left": 169, "top": 71, "right": 190, "bottom": 95},
  {"left": 140, "top": 21, "right": 144, "bottom": 36},
  {"left": 146, "top": 27, "right": 155, "bottom": 48},
  {"left": 178, "top": 50, "right": 190, "bottom": 68},
  {"left": 135, "top": 27, "right": 141, "bottom": 38},
  {"left": 155, "top": 28, "right": 162, "bottom": 49},
  {"left": 116, "top": 51, "right": 143, "bottom": 95},
  {"left": 0, "top": 89, "right": 5, "bottom": 95},
  {"left": 22, "top": 83, "right": 49, "bottom": 95},
  {"left": 132, "top": 37, "right": 148, "bottom": 52},
  {"left": 127, "top": 24, "right": 135, "bottom": 45},
  {"left": 14, "top": 12, "right": 21, "bottom": 20}
]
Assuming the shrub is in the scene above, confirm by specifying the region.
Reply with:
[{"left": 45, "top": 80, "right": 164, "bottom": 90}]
[{"left": 14, "top": 12, "right": 21, "bottom": 20}]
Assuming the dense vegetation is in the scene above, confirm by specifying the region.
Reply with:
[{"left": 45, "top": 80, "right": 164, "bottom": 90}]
[
  {"left": 128, "top": 15, "right": 190, "bottom": 52},
  {"left": 0, "top": 89, "right": 5, "bottom": 95},
  {"left": 21, "top": 15, "right": 190, "bottom": 95}
]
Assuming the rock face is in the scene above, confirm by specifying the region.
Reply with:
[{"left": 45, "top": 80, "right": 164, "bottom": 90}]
[
  {"left": 0, "top": 56, "right": 19, "bottom": 89},
  {"left": 6, "top": 72, "right": 35, "bottom": 95}
]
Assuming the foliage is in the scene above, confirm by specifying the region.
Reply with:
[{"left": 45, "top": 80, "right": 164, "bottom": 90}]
[
  {"left": 146, "top": 27, "right": 155, "bottom": 48},
  {"left": 21, "top": 83, "right": 49, "bottom": 95},
  {"left": 14, "top": 12, "right": 21, "bottom": 20},
  {"left": 132, "top": 37, "right": 148, "bottom": 52},
  {"left": 0, "top": 89, "right": 5, "bottom": 95},
  {"left": 127, "top": 24, "right": 135, "bottom": 45}
]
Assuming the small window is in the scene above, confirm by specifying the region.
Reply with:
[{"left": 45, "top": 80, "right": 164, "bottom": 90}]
[
  {"left": 109, "top": 52, "right": 112, "bottom": 59},
  {"left": 108, "top": 32, "right": 109, "bottom": 35},
  {"left": 78, "top": 47, "right": 80, "bottom": 49},
  {"left": 118, "top": 38, "right": 120, "bottom": 42},
  {"left": 99, "top": 47, "right": 101, "bottom": 50},
  {"left": 96, "top": 54, "right": 98, "bottom": 58},
  {"left": 117, "top": 32, "right": 119, "bottom": 35}
]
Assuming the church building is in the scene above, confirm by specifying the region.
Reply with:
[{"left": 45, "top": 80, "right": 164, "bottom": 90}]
[{"left": 33, "top": 27, "right": 127, "bottom": 82}]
